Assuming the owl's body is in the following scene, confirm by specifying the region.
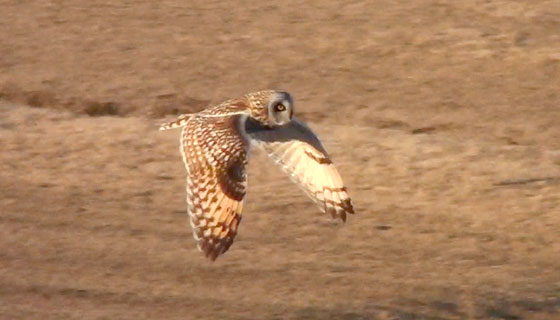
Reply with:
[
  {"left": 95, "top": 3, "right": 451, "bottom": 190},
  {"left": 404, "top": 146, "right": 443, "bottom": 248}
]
[{"left": 160, "top": 91, "right": 354, "bottom": 260}]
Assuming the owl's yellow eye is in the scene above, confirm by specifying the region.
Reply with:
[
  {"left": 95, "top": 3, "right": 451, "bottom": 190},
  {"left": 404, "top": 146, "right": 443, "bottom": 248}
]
[{"left": 274, "top": 103, "right": 286, "bottom": 112}]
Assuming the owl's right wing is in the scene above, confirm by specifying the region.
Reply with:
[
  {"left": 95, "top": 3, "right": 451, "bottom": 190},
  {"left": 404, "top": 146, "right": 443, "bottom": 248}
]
[
  {"left": 246, "top": 118, "right": 354, "bottom": 221},
  {"left": 181, "top": 115, "right": 249, "bottom": 261}
]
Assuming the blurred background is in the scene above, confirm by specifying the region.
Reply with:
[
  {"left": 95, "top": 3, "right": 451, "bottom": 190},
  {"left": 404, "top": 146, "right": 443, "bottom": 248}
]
[{"left": 1, "top": 1, "right": 559, "bottom": 319}]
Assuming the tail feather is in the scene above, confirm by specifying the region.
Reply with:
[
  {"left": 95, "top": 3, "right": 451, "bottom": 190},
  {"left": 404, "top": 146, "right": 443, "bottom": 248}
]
[{"left": 159, "top": 114, "right": 194, "bottom": 131}]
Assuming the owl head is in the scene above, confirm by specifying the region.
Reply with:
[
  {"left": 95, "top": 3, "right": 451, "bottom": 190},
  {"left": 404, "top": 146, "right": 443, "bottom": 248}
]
[{"left": 245, "top": 90, "right": 294, "bottom": 127}]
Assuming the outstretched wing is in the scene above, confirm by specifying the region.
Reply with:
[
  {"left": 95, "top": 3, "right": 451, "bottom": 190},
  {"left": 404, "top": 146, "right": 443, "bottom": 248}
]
[
  {"left": 246, "top": 118, "right": 354, "bottom": 221},
  {"left": 181, "top": 115, "right": 249, "bottom": 260}
]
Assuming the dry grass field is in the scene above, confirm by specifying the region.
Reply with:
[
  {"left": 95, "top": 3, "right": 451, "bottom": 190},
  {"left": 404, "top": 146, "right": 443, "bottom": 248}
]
[{"left": 1, "top": 1, "right": 560, "bottom": 319}]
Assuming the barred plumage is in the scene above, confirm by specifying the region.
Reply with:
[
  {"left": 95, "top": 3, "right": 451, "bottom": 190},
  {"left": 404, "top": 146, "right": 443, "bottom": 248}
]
[{"left": 160, "top": 90, "right": 354, "bottom": 261}]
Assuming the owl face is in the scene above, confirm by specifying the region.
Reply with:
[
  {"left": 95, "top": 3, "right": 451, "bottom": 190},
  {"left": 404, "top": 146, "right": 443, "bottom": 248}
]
[
  {"left": 245, "top": 90, "right": 294, "bottom": 127},
  {"left": 267, "top": 92, "right": 293, "bottom": 126}
]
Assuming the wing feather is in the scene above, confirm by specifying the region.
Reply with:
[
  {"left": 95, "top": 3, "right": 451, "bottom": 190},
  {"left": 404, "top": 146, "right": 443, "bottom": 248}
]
[
  {"left": 247, "top": 118, "right": 354, "bottom": 221},
  {"left": 181, "top": 114, "right": 249, "bottom": 260}
]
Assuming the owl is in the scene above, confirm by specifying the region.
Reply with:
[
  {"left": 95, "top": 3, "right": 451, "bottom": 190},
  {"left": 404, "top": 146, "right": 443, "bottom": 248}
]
[{"left": 160, "top": 90, "right": 354, "bottom": 260}]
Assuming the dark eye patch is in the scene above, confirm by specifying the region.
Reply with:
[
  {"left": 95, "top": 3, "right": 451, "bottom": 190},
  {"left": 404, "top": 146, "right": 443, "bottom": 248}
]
[{"left": 274, "top": 103, "right": 286, "bottom": 112}]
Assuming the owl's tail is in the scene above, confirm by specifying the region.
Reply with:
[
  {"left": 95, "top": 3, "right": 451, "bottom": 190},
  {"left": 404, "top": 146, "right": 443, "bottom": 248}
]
[{"left": 159, "top": 114, "right": 194, "bottom": 131}]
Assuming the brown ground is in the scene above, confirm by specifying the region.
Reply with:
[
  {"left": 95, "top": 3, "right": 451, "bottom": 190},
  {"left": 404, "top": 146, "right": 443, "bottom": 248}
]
[{"left": 1, "top": 1, "right": 560, "bottom": 319}]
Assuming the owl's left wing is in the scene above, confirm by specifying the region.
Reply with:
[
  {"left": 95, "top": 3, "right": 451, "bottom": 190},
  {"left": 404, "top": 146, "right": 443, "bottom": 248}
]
[
  {"left": 181, "top": 115, "right": 249, "bottom": 261},
  {"left": 246, "top": 118, "right": 354, "bottom": 221}
]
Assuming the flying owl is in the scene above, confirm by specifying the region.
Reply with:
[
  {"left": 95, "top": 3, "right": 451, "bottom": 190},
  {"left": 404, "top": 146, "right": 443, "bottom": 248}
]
[{"left": 160, "top": 90, "right": 354, "bottom": 260}]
